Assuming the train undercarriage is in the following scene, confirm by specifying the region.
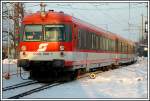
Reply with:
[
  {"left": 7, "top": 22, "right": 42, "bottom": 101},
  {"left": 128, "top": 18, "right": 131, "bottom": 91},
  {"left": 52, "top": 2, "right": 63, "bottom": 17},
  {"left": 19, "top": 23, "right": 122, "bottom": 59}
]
[
  {"left": 18, "top": 58, "right": 136, "bottom": 82},
  {"left": 18, "top": 59, "right": 79, "bottom": 82}
]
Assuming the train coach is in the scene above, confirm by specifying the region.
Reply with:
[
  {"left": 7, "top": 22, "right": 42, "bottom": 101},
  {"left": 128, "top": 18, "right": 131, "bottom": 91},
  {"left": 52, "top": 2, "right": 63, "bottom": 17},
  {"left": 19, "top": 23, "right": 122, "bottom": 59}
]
[{"left": 17, "top": 10, "right": 137, "bottom": 81}]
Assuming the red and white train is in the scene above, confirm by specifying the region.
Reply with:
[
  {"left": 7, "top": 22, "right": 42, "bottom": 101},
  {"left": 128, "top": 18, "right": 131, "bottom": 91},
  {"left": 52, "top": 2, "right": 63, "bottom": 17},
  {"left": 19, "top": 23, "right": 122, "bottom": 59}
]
[{"left": 17, "top": 10, "right": 137, "bottom": 81}]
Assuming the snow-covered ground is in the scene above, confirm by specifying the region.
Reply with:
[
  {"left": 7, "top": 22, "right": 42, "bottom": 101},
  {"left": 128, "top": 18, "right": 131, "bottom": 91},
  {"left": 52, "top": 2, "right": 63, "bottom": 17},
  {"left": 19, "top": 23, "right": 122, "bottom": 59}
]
[
  {"left": 2, "top": 59, "right": 18, "bottom": 76},
  {"left": 2, "top": 57, "right": 148, "bottom": 99}
]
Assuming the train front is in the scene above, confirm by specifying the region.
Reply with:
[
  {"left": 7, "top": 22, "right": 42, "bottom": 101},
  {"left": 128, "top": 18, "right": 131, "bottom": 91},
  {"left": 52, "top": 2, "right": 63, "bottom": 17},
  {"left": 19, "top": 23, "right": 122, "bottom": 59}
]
[{"left": 17, "top": 11, "right": 73, "bottom": 81}]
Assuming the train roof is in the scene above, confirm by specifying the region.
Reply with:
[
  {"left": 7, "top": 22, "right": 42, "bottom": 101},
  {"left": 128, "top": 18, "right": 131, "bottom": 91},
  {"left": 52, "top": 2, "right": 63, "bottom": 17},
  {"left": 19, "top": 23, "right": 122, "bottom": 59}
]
[
  {"left": 23, "top": 10, "right": 72, "bottom": 24},
  {"left": 72, "top": 16, "right": 135, "bottom": 46},
  {"left": 23, "top": 10, "right": 135, "bottom": 46}
]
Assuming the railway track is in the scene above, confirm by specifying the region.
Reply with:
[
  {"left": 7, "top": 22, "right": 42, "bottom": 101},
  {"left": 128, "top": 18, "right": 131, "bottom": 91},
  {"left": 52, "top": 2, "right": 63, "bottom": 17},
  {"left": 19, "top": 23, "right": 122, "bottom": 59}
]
[
  {"left": 8, "top": 82, "right": 63, "bottom": 99},
  {"left": 3, "top": 80, "right": 38, "bottom": 91}
]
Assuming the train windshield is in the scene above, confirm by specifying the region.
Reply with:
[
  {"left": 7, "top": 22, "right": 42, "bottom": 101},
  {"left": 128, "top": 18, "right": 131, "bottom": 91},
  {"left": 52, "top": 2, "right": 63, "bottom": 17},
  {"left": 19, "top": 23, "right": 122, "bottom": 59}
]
[
  {"left": 45, "top": 25, "right": 64, "bottom": 41},
  {"left": 23, "top": 25, "right": 42, "bottom": 41}
]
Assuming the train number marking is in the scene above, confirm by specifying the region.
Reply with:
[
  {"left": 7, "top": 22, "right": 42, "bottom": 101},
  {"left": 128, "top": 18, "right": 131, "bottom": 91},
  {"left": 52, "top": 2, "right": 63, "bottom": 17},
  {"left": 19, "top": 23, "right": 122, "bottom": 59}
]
[{"left": 37, "top": 43, "right": 48, "bottom": 52}]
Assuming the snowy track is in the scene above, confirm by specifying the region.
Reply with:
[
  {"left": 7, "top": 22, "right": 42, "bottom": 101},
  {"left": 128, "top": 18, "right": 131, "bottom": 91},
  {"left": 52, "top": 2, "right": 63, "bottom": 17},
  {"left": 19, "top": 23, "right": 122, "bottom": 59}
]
[
  {"left": 8, "top": 82, "right": 63, "bottom": 99},
  {"left": 2, "top": 58, "right": 148, "bottom": 99},
  {"left": 3, "top": 80, "right": 38, "bottom": 91}
]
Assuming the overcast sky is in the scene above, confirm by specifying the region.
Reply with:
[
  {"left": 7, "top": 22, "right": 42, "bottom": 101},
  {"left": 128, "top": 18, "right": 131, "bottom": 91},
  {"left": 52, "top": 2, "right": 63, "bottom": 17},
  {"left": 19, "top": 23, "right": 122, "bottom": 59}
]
[{"left": 24, "top": 2, "right": 148, "bottom": 42}]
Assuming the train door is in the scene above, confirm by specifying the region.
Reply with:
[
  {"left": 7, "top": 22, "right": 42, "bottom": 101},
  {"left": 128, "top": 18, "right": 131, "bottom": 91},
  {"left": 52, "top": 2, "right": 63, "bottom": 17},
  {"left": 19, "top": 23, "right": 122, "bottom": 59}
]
[
  {"left": 115, "top": 39, "right": 119, "bottom": 65},
  {"left": 72, "top": 24, "right": 78, "bottom": 51}
]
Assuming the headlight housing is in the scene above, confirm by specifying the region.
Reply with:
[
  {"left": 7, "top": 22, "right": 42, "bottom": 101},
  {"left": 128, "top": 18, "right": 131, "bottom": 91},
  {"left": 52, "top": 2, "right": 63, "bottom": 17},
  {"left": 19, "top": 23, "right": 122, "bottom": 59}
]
[
  {"left": 21, "top": 46, "right": 27, "bottom": 51},
  {"left": 60, "top": 46, "right": 64, "bottom": 51}
]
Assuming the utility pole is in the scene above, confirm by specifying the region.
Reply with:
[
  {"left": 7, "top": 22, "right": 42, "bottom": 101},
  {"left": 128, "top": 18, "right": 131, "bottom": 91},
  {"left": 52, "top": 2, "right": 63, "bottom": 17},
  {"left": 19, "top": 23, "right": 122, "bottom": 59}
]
[
  {"left": 14, "top": 3, "right": 24, "bottom": 58},
  {"left": 141, "top": 14, "right": 144, "bottom": 44},
  {"left": 14, "top": 3, "right": 19, "bottom": 58}
]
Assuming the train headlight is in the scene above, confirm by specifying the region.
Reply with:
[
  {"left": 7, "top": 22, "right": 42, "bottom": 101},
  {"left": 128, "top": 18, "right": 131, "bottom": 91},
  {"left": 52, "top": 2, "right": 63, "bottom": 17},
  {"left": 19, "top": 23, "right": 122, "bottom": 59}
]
[
  {"left": 21, "top": 46, "right": 27, "bottom": 51},
  {"left": 41, "top": 12, "right": 46, "bottom": 18},
  {"left": 60, "top": 46, "right": 64, "bottom": 51},
  {"left": 144, "top": 47, "right": 148, "bottom": 51}
]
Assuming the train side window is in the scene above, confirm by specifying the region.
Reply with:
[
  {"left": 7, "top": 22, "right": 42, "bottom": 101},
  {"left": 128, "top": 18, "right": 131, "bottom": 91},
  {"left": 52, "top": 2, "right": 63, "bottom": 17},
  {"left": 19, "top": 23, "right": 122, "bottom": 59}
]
[
  {"left": 118, "top": 41, "right": 121, "bottom": 52},
  {"left": 86, "top": 31, "right": 88, "bottom": 49},
  {"left": 111, "top": 40, "right": 113, "bottom": 52},
  {"left": 81, "top": 29, "right": 84, "bottom": 49},
  {"left": 129, "top": 45, "right": 130, "bottom": 53},
  {"left": 104, "top": 38, "right": 106, "bottom": 51},
  {"left": 101, "top": 36, "right": 103, "bottom": 51},
  {"left": 108, "top": 39, "right": 110, "bottom": 51},
  {"left": 121, "top": 42, "right": 123, "bottom": 52},
  {"left": 89, "top": 32, "right": 91, "bottom": 49},
  {"left": 127, "top": 44, "right": 128, "bottom": 53},
  {"left": 113, "top": 40, "right": 115, "bottom": 52},
  {"left": 98, "top": 35, "right": 100, "bottom": 50},
  {"left": 112, "top": 40, "right": 114, "bottom": 52},
  {"left": 84, "top": 30, "right": 86, "bottom": 49},
  {"left": 99, "top": 35, "right": 100, "bottom": 50},
  {"left": 128, "top": 45, "right": 129, "bottom": 53},
  {"left": 107, "top": 39, "right": 109, "bottom": 51},
  {"left": 88, "top": 32, "right": 91, "bottom": 50},
  {"left": 65, "top": 25, "right": 72, "bottom": 41},
  {"left": 96, "top": 35, "right": 98, "bottom": 50},
  {"left": 104, "top": 37, "right": 106, "bottom": 51},
  {"left": 90, "top": 32, "right": 92, "bottom": 50},
  {"left": 99, "top": 36, "right": 101, "bottom": 51},
  {"left": 101, "top": 36, "right": 104, "bottom": 51},
  {"left": 109, "top": 39, "right": 111, "bottom": 51},
  {"left": 120, "top": 42, "right": 122, "bottom": 52},
  {"left": 103, "top": 37, "right": 105, "bottom": 51},
  {"left": 100, "top": 36, "right": 102, "bottom": 50},
  {"left": 106, "top": 38, "right": 108, "bottom": 51},
  {"left": 122, "top": 42, "right": 123, "bottom": 52},
  {"left": 91, "top": 33, "right": 93, "bottom": 49},
  {"left": 124, "top": 43, "right": 125, "bottom": 52},
  {"left": 98, "top": 36, "right": 100, "bottom": 50},
  {"left": 95, "top": 34, "right": 97, "bottom": 50},
  {"left": 125, "top": 43, "right": 127, "bottom": 52},
  {"left": 123, "top": 42, "right": 125, "bottom": 52},
  {"left": 124, "top": 43, "right": 126, "bottom": 52},
  {"left": 93, "top": 33, "right": 95, "bottom": 50},
  {"left": 92, "top": 33, "right": 94, "bottom": 49},
  {"left": 77, "top": 29, "right": 81, "bottom": 49}
]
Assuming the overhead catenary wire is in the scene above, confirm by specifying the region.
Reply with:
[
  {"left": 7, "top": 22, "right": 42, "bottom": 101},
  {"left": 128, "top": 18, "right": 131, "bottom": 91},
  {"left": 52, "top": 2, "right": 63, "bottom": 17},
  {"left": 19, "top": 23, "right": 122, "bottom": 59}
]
[
  {"left": 24, "top": 3, "right": 147, "bottom": 12},
  {"left": 92, "top": 4, "right": 127, "bottom": 27},
  {"left": 24, "top": 3, "right": 146, "bottom": 27}
]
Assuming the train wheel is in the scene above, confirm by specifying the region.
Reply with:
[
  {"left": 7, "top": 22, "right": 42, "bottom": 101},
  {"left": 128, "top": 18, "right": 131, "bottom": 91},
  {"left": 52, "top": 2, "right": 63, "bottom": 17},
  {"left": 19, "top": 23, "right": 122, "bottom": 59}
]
[
  {"left": 105, "top": 66, "right": 109, "bottom": 71},
  {"left": 89, "top": 73, "right": 96, "bottom": 79},
  {"left": 111, "top": 64, "right": 115, "bottom": 69},
  {"left": 70, "top": 70, "right": 79, "bottom": 80}
]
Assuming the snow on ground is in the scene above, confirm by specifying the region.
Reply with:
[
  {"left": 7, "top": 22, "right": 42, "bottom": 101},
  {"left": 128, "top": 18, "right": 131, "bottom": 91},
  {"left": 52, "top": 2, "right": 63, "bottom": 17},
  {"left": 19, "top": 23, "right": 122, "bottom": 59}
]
[
  {"left": 2, "top": 59, "right": 18, "bottom": 76},
  {"left": 2, "top": 57, "right": 148, "bottom": 99},
  {"left": 2, "top": 74, "right": 31, "bottom": 88},
  {"left": 2, "top": 58, "right": 29, "bottom": 83},
  {"left": 2, "top": 58, "right": 17, "bottom": 64}
]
